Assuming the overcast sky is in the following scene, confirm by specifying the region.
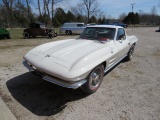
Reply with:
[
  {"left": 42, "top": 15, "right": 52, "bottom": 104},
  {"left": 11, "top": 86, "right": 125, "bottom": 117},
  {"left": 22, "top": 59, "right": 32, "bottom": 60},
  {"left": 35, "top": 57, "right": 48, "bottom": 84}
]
[{"left": 58, "top": 0, "right": 160, "bottom": 18}]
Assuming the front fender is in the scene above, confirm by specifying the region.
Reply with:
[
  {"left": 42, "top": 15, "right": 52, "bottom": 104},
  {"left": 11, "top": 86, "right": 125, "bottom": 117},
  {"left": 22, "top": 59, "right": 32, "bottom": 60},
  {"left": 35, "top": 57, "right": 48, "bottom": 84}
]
[{"left": 69, "top": 47, "right": 113, "bottom": 78}]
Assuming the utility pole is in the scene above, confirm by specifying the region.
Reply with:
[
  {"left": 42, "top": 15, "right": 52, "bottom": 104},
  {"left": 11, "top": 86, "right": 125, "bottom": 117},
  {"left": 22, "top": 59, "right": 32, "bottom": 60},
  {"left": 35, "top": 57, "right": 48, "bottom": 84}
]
[
  {"left": 131, "top": 3, "right": 135, "bottom": 13},
  {"left": 139, "top": 10, "right": 142, "bottom": 15},
  {"left": 139, "top": 10, "right": 143, "bottom": 24}
]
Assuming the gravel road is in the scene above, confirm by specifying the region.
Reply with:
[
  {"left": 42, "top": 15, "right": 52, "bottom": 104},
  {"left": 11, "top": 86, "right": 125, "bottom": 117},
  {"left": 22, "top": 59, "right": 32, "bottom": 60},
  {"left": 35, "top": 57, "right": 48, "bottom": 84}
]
[{"left": 0, "top": 27, "right": 160, "bottom": 120}]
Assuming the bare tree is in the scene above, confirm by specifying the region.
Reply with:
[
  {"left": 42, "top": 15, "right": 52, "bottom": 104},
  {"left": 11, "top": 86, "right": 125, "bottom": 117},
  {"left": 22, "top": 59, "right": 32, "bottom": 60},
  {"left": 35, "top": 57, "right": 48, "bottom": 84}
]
[
  {"left": 81, "top": 0, "right": 99, "bottom": 23},
  {"left": 43, "top": 0, "right": 47, "bottom": 15},
  {"left": 71, "top": 3, "right": 84, "bottom": 16},
  {"left": 150, "top": 6, "right": 157, "bottom": 24},
  {"left": 51, "top": 0, "right": 54, "bottom": 23},
  {"left": 2, "top": 0, "right": 15, "bottom": 27},
  {"left": 51, "top": 0, "right": 65, "bottom": 25},
  {"left": 2, "top": 0, "right": 14, "bottom": 15},
  {"left": 38, "top": 0, "right": 42, "bottom": 17},
  {"left": 119, "top": 12, "right": 127, "bottom": 22},
  {"left": 25, "top": 0, "right": 31, "bottom": 21},
  {"left": 151, "top": 6, "right": 157, "bottom": 15}
]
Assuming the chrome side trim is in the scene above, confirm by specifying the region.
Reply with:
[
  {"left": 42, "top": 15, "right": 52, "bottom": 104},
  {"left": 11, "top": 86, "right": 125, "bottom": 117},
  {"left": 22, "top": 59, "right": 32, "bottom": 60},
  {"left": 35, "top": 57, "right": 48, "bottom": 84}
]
[
  {"left": 43, "top": 76, "right": 87, "bottom": 89},
  {"left": 104, "top": 54, "right": 127, "bottom": 73}
]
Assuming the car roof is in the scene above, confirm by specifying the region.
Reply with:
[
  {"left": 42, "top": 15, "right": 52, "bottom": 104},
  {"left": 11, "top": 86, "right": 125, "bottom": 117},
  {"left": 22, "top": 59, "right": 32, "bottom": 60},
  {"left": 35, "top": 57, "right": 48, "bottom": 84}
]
[
  {"left": 64, "top": 22, "right": 84, "bottom": 24},
  {"left": 30, "top": 22, "right": 45, "bottom": 25},
  {"left": 87, "top": 25, "right": 123, "bottom": 29}
]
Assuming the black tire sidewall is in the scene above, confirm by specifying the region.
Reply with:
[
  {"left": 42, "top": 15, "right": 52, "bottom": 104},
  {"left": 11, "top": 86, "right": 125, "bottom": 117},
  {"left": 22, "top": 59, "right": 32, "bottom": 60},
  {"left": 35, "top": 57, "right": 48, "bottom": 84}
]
[
  {"left": 69, "top": 30, "right": 72, "bottom": 35},
  {"left": 47, "top": 32, "right": 54, "bottom": 38},
  {"left": 126, "top": 45, "right": 135, "bottom": 61},
  {"left": 81, "top": 65, "right": 104, "bottom": 94},
  {"left": 24, "top": 32, "right": 29, "bottom": 39}
]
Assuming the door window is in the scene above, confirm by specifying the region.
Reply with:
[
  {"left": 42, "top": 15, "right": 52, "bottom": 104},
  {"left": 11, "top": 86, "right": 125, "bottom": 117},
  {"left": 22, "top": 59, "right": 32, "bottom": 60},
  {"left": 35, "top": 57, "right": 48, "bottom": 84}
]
[{"left": 116, "top": 28, "right": 125, "bottom": 40}]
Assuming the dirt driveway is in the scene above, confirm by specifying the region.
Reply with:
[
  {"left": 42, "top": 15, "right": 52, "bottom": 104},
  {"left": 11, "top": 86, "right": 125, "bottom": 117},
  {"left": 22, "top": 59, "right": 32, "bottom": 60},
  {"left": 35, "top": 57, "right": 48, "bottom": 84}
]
[{"left": 0, "top": 27, "right": 160, "bottom": 120}]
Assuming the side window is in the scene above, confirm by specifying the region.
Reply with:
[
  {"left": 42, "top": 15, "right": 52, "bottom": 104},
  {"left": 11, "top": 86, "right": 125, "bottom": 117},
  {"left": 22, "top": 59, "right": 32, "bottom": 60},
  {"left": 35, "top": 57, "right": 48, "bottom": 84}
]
[
  {"left": 35, "top": 24, "right": 40, "bottom": 28},
  {"left": 77, "top": 24, "right": 84, "bottom": 27},
  {"left": 29, "top": 23, "right": 35, "bottom": 28},
  {"left": 116, "top": 28, "right": 126, "bottom": 40}
]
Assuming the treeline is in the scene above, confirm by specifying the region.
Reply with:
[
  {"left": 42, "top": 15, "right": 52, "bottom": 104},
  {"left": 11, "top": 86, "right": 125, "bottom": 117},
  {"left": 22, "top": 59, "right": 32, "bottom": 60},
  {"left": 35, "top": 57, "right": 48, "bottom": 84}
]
[
  {"left": 0, "top": 0, "right": 106, "bottom": 28},
  {"left": 122, "top": 12, "right": 160, "bottom": 25},
  {"left": 0, "top": 0, "right": 160, "bottom": 28}
]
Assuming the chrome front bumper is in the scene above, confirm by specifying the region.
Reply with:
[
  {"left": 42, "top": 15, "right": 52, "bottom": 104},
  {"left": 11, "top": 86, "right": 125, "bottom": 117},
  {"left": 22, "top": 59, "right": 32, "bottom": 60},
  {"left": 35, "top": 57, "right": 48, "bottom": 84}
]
[{"left": 22, "top": 61, "right": 87, "bottom": 89}]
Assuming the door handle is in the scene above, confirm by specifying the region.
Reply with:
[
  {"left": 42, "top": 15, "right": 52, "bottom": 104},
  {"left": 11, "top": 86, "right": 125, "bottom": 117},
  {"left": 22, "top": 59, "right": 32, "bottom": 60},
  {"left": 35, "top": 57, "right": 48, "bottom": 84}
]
[
  {"left": 111, "top": 51, "right": 113, "bottom": 53},
  {"left": 128, "top": 42, "right": 131, "bottom": 45}
]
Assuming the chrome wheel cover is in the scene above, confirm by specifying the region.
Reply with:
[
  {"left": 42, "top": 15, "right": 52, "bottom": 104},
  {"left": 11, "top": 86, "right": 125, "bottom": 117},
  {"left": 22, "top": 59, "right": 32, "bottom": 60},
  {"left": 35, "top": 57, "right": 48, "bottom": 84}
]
[
  {"left": 89, "top": 67, "right": 103, "bottom": 89},
  {"left": 129, "top": 47, "right": 134, "bottom": 59}
]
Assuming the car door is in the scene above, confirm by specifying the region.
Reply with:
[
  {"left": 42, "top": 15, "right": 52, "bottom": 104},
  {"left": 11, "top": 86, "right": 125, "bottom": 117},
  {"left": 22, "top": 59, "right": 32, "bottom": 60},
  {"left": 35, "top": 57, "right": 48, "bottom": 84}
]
[
  {"left": 107, "top": 40, "right": 120, "bottom": 68},
  {"left": 115, "top": 28, "right": 130, "bottom": 61}
]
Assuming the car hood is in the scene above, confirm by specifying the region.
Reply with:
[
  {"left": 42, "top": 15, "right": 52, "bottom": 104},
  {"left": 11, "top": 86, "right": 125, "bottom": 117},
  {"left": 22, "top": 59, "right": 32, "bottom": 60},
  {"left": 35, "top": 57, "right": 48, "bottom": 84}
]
[
  {"left": 40, "top": 39, "right": 106, "bottom": 62},
  {"left": 25, "top": 39, "right": 107, "bottom": 69},
  {"left": 24, "top": 39, "right": 110, "bottom": 80}
]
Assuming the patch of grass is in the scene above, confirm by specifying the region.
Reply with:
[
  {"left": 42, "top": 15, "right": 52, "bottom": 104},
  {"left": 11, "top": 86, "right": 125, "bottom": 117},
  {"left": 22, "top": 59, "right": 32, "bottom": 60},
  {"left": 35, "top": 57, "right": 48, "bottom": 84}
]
[
  {"left": 8, "top": 28, "right": 23, "bottom": 39},
  {"left": 54, "top": 28, "right": 60, "bottom": 34},
  {"left": 7, "top": 28, "right": 61, "bottom": 40},
  {"left": 0, "top": 44, "right": 29, "bottom": 50}
]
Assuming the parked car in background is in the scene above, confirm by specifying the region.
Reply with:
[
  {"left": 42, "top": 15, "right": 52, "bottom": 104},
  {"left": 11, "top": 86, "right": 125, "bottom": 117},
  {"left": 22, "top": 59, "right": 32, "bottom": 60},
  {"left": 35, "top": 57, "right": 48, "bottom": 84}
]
[
  {"left": 104, "top": 21, "right": 128, "bottom": 28},
  {"left": 23, "top": 22, "right": 57, "bottom": 39},
  {"left": 23, "top": 25, "right": 138, "bottom": 94},
  {"left": 60, "top": 22, "right": 86, "bottom": 35},
  {"left": 113, "top": 22, "right": 128, "bottom": 28},
  {"left": 87, "top": 23, "right": 97, "bottom": 26},
  {"left": 0, "top": 28, "right": 10, "bottom": 39}
]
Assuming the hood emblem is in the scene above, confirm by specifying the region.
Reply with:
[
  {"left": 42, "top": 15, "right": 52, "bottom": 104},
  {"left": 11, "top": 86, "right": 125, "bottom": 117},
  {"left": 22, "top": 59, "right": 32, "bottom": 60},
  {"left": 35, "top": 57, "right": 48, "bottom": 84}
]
[{"left": 45, "top": 55, "right": 51, "bottom": 57}]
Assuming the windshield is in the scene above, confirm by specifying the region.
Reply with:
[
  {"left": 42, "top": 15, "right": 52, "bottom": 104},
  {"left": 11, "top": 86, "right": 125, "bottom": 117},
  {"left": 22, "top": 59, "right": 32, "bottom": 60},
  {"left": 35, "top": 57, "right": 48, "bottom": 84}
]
[
  {"left": 79, "top": 27, "right": 116, "bottom": 41},
  {"left": 40, "top": 24, "right": 46, "bottom": 28}
]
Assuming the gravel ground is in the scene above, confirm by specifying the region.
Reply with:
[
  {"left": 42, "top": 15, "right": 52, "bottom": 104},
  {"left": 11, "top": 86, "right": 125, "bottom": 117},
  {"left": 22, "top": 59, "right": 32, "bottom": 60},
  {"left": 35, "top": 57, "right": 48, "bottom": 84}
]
[{"left": 0, "top": 27, "right": 160, "bottom": 120}]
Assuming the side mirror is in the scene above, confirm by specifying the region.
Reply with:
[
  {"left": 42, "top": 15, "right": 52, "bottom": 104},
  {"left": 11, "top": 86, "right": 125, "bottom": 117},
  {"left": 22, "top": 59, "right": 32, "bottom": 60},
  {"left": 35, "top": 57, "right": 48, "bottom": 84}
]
[{"left": 119, "top": 34, "right": 126, "bottom": 40}]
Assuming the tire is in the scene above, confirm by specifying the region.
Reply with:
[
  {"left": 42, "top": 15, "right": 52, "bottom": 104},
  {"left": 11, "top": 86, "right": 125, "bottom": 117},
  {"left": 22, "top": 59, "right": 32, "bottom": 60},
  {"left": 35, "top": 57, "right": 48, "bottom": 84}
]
[
  {"left": 81, "top": 64, "right": 104, "bottom": 94},
  {"left": 23, "top": 32, "right": 30, "bottom": 39},
  {"left": 69, "top": 30, "right": 72, "bottom": 35},
  {"left": 65, "top": 30, "right": 69, "bottom": 35},
  {"left": 47, "top": 32, "right": 54, "bottom": 38},
  {"left": 7, "top": 35, "right": 10, "bottom": 39},
  {"left": 125, "top": 45, "right": 135, "bottom": 61},
  {"left": 54, "top": 33, "right": 57, "bottom": 37}
]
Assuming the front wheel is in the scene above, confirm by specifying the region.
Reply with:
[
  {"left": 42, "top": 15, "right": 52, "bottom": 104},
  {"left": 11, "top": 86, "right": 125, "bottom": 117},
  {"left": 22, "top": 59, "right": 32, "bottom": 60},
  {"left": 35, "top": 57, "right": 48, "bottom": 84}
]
[
  {"left": 81, "top": 64, "right": 104, "bottom": 94},
  {"left": 125, "top": 45, "right": 135, "bottom": 61}
]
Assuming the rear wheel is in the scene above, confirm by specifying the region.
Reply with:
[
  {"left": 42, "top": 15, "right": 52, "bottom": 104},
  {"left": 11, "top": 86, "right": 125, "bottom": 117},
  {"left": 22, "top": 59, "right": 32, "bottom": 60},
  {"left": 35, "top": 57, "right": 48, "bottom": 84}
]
[
  {"left": 47, "top": 32, "right": 54, "bottom": 38},
  {"left": 69, "top": 30, "right": 72, "bottom": 35},
  {"left": 65, "top": 30, "right": 69, "bottom": 35},
  {"left": 23, "top": 32, "right": 30, "bottom": 39},
  {"left": 81, "top": 64, "right": 104, "bottom": 94}
]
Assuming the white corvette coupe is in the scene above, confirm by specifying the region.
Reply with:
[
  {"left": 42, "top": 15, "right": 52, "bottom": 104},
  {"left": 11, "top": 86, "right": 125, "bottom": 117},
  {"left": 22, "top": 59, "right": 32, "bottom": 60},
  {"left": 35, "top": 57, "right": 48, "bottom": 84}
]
[{"left": 23, "top": 25, "right": 138, "bottom": 94}]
